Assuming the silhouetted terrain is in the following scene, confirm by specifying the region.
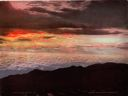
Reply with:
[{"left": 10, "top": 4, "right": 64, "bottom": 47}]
[{"left": 0, "top": 62, "right": 128, "bottom": 96}]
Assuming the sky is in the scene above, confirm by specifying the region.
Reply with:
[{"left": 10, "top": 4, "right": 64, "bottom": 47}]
[
  {"left": 0, "top": 1, "right": 128, "bottom": 72},
  {"left": 0, "top": 0, "right": 128, "bottom": 30}
]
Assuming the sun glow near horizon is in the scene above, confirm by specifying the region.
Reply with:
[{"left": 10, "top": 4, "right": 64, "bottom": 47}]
[
  {"left": 0, "top": 29, "right": 74, "bottom": 49},
  {"left": 0, "top": 28, "right": 127, "bottom": 52}
]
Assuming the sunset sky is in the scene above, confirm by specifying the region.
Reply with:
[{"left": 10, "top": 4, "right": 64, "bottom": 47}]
[{"left": 0, "top": 1, "right": 128, "bottom": 72}]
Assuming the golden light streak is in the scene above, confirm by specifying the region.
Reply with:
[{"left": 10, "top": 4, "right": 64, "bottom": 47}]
[{"left": 0, "top": 29, "right": 73, "bottom": 49}]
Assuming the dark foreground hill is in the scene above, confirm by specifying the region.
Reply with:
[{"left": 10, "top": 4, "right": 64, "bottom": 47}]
[{"left": 1, "top": 62, "right": 128, "bottom": 96}]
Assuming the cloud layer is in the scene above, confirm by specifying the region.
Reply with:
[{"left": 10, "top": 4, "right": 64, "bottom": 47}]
[{"left": 0, "top": 0, "right": 128, "bottom": 35}]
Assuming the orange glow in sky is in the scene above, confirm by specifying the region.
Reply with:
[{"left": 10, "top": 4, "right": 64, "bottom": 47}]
[
  {"left": 6, "top": 29, "right": 45, "bottom": 39},
  {"left": 0, "top": 29, "right": 74, "bottom": 49}
]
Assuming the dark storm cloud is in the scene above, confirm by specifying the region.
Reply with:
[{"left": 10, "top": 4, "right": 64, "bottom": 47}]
[
  {"left": 0, "top": 1, "right": 127, "bottom": 35},
  {"left": 28, "top": 0, "right": 128, "bottom": 28},
  {"left": 0, "top": 1, "right": 89, "bottom": 35},
  {"left": 28, "top": 1, "right": 88, "bottom": 20},
  {"left": 28, "top": 1, "right": 87, "bottom": 12}
]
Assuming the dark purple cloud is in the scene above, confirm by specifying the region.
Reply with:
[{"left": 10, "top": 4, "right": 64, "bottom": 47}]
[
  {"left": 0, "top": 0, "right": 128, "bottom": 36},
  {"left": 28, "top": 0, "right": 128, "bottom": 28}
]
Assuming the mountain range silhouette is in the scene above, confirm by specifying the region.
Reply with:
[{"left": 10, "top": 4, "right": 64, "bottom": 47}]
[{"left": 0, "top": 62, "right": 128, "bottom": 96}]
